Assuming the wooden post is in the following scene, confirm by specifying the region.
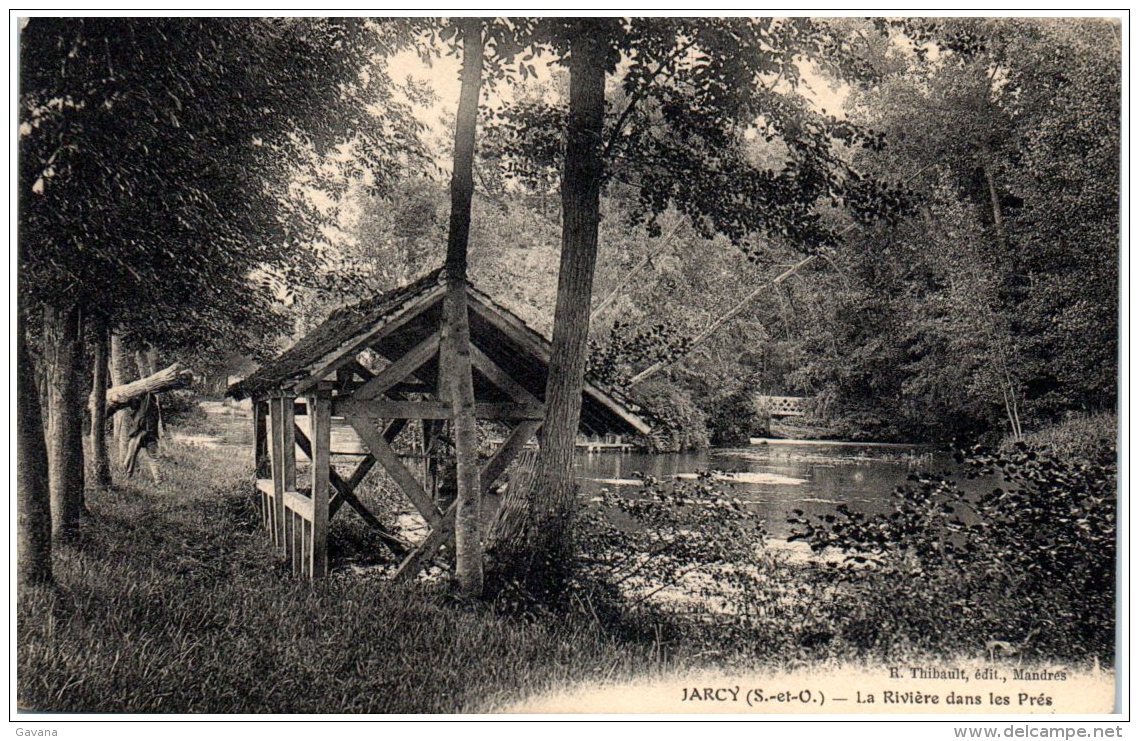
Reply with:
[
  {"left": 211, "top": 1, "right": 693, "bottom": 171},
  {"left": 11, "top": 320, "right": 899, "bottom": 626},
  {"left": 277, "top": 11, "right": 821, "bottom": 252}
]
[
  {"left": 268, "top": 394, "right": 295, "bottom": 552},
  {"left": 308, "top": 393, "right": 331, "bottom": 579},
  {"left": 253, "top": 399, "right": 270, "bottom": 478}
]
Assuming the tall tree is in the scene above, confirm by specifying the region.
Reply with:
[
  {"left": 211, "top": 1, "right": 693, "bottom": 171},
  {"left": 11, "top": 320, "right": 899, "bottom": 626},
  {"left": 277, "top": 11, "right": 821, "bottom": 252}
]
[
  {"left": 86, "top": 313, "right": 112, "bottom": 487},
  {"left": 41, "top": 304, "right": 85, "bottom": 541},
  {"left": 790, "top": 18, "right": 1120, "bottom": 441},
  {"left": 442, "top": 18, "right": 486, "bottom": 598},
  {"left": 525, "top": 20, "right": 614, "bottom": 594},
  {"left": 17, "top": 310, "right": 53, "bottom": 586},
  {"left": 485, "top": 17, "right": 898, "bottom": 595}
]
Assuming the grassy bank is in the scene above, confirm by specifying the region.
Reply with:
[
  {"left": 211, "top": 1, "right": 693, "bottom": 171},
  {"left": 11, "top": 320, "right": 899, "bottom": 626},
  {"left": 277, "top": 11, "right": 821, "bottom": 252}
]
[{"left": 17, "top": 440, "right": 691, "bottom": 714}]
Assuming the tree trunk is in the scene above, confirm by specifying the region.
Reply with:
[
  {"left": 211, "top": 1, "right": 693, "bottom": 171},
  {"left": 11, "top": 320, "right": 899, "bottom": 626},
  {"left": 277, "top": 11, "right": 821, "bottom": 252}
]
[
  {"left": 982, "top": 159, "right": 1007, "bottom": 248},
  {"left": 443, "top": 18, "right": 485, "bottom": 599},
  {"left": 525, "top": 27, "right": 608, "bottom": 598},
  {"left": 134, "top": 349, "right": 155, "bottom": 380},
  {"left": 43, "top": 303, "right": 85, "bottom": 542},
  {"left": 18, "top": 310, "right": 53, "bottom": 587},
  {"left": 109, "top": 332, "right": 132, "bottom": 462},
  {"left": 105, "top": 363, "right": 192, "bottom": 414},
  {"left": 86, "top": 313, "right": 112, "bottom": 488}
]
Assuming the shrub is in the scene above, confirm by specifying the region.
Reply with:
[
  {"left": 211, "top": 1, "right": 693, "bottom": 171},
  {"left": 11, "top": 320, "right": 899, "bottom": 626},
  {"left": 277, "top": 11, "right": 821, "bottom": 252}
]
[
  {"left": 633, "top": 381, "right": 710, "bottom": 452},
  {"left": 707, "top": 388, "right": 767, "bottom": 446},
  {"left": 159, "top": 389, "right": 204, "bottom": 424},
  {"left": 1013, "top": 411, "right": 1118, "bottom": 465},
  {"left": 573, "top": 473, "right": 766, "bottom": 615},
  {"left": 788, "top": 444, "right": 1117, "bottom": 661}
]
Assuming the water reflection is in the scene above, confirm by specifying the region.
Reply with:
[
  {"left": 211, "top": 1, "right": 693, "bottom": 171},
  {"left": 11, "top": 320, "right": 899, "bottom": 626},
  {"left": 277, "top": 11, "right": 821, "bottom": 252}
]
[{"left": 576, "top": 443, "right": 945, "bottom": 538}]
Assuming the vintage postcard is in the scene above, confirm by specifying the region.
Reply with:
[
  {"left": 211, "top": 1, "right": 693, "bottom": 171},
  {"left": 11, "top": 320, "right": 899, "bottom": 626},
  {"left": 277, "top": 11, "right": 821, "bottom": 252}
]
[{"left": 13, "top": 12, "right": 1123, "bottom": 723}]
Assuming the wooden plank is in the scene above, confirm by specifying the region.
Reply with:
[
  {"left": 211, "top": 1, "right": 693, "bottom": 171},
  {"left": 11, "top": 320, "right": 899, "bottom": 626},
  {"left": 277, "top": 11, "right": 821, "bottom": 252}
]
[
  {"left": 268, "top": 396, "right": 295, "bottom": 550},
  {"left": 392, "top": 502, "right": 457, "bottom": 583},
  {"left": 481, "top": 420, "right": 542, "bottom": 494},
  {"left": 253, "top": 399, "right": 270, "bottom": 478},
  {"left": 308, "top": 394, "right": 331, "bottom": 579},
  {"left": 282, "top": 489, "right": 314, "bottom": 520},
  {"left": 469, "top": 343, "right": 540, "bottom": 403},
  {"left": 256, "top": 478, "right": 274, "bottom": 497},
  {"left": 353, "top": 331, "right": 441, "bottom": 401},
  {"left": 268, "top": 398, "right": 283, "bottom": 542},
  {"left": 336, "top": 399, "right": 544, "bottom": 420},
  {"left": 346, "top": 415, "right": 440, "bottom": 528},
  {"left": 293, "top": 283, "right": 447, "bottom": 394}
]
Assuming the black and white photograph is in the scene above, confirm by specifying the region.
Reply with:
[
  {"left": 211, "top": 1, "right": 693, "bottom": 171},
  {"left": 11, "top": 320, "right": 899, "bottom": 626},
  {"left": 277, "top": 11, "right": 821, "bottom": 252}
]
[{"left": 13, "top": 12, "right": 1125, "bottom": 721}]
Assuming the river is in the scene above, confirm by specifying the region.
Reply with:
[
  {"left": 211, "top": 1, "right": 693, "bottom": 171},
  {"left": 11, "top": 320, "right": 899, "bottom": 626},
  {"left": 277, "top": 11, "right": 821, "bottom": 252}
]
[
  {"left": 576, "top": 441, "right": 944, "bottom": 538},
  {"left": 191, "top": 403, "right": 943, "bottom": 539}
]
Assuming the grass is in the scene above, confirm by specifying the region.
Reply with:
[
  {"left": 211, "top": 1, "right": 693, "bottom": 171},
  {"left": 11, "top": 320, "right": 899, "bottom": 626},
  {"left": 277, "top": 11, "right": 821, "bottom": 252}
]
[
  {"left": 17, "top": 438, "right": 699, "bottom": 714},
  {"left": 1013, "top": 411, "right": 1118, "bottom": 463}
]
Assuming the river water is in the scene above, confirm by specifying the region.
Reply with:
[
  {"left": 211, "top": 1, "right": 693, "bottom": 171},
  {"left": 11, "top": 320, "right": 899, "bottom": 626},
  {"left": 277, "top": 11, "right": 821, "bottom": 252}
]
[
  {"left": 191, "top": 403, "right": 943, "bottom": 539},
  {"left": 576, "top": 441, "right": 944, "bottom": 538}
]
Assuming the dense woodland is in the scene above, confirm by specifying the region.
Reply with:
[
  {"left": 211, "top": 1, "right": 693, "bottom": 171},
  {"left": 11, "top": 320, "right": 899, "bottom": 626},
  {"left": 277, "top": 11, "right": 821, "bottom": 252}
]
[{"left": 17, "top": 17, "right": 1120, "bottom": 690}]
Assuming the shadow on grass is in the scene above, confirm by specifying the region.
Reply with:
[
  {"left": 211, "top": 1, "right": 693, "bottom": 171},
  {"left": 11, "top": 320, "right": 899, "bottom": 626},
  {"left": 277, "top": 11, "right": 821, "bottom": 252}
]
[{"left": 18, "top": 438, "right": 694, "bottom": 714}]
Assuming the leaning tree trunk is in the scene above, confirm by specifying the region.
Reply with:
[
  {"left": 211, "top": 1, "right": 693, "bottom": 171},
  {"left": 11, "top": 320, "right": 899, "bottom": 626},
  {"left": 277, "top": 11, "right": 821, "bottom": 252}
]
[
  {"left": 109, "top": 332, "right": 132, "bottom": 461},
  {"left": 86, "top": 313, "right": 112, "bottom": 488},
  {"left": 18, "top": 309, "right": 53, "bottom": 587},
  {"left": 43, "top": 303, "right": 85, "bottom": 542},
  {"left": 443, "top": 18, "right": 485, "bottom": 599},
  {"left": 524, "top": 27, "right": 608, "bottom": 598},
  {"left": 105, "top": 362, "right": 192, "bottom": 415}
]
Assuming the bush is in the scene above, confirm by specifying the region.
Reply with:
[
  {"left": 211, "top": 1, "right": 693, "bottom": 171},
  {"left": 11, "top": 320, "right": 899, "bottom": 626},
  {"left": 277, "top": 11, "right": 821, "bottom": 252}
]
[
  {"left": 570, "top": 473, "right": 766, "bottom": 621},
  {"left": 159, "top": 389, "right": 204, "bottom": 424},
  {"left": 788, "top": 444, "right": 1117, "bottom": 661},
  {"left": 1013, "top": 411, "right": 1118, "bottom": 465},
  {"left": 633, "top": 381, "right": 710, "bottom": 452},
  {"left": 707, "top": 388, "right": 767, "bottom": 446}
]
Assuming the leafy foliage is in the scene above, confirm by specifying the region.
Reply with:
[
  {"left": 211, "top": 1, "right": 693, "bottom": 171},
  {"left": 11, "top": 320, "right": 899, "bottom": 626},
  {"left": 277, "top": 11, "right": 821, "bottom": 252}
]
[
  {"left": 784, "top": 19, "right": 1119, "bottom": 443},
  {"left": 708, "top": 388, "right": 768, "bottom": 446},
  {"left": 575, "top": 472, "right": 766, "bottom": 609},
  {"left": 19, "top": 18, "right": 428, "bottom": 356},
  {"left": 587, "top": 320, "right": 691, "bottom": 389},
  {"left": 484, "top": 18, "right": 909, "bottom": 259},
  {"left": 788, "top": 444, "right": 1116, "bottom": 659},
  {"left": 629, "top": 381, "right": 710, "bottom": 453}
]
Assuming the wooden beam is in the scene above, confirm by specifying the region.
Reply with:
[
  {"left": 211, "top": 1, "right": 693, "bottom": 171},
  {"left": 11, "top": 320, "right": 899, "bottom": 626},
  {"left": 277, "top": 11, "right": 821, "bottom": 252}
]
[
  {"left": 392, "top": 502, "right": 457, "bottom": 583},
  {"left": 268, "top": 395, "right": 296, "bottom": 552},
  {"left": 344, "top": 359, "right": 375, "bottom": 380},
  {"left": 354, "top": 331, "right": 441, "bottom": 401},
  {"left": 346, "top": 415, "right": 440, "bottom": 528},
  {"left": 336, "top": 399, "right": 544, "bottom": 420},
  {"left": 481, "top": 420, "right": 542, "bottom": 494},
  {"left": 469, "top": 343, "right": 540, "bottom": 403},
  {"left": 308, "top": 393, "right": 331, "bottom": 579},
  {"left": 330, "top": 417, "right": 407, "bottom": 512},
  {"left": 294, "top": 419, "right": 410, "bottom": 559},
  {"left": 293, "top": 283, "right": 447, "bottom": 394},
  {"left": 253, "top": 399, "right": 270, "bottom": 478}
]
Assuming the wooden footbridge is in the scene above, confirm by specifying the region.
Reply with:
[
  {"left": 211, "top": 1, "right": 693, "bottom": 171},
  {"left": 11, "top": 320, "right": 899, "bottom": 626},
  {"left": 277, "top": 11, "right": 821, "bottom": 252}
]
[{"left": 754, "top": 395, "right": 807, "bottom": 418}]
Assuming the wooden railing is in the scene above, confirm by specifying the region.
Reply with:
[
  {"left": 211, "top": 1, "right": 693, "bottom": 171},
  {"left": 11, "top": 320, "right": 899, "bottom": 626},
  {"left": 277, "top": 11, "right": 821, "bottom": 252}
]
[{"left": 755, "top": 395, "right": 807, "bottom": 417}]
